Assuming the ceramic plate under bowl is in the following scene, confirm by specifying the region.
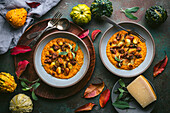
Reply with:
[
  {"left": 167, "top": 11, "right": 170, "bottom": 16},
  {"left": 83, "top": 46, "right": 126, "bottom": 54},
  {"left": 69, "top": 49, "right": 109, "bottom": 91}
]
[
  {"left": 111, "top": 78, "right": 156, "bottom": 113},
  {"left": 34, "top": 31, "right": 90, "bottom": 88},
  {"left": 99, "top": 21, "right": 155, "bottom": 78}
]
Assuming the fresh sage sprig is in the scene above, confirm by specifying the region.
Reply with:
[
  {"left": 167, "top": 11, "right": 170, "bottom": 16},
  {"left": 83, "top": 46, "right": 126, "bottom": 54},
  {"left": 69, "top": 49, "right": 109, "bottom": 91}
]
[
  {"left": 112, "top": 79, "right": 135, "bottom": 109},
  {"left": 121, "top": 7, "right": 139, "bottom": 20},
  {"left": 20, "top": 78, "right": 40, "bottom": 101}
]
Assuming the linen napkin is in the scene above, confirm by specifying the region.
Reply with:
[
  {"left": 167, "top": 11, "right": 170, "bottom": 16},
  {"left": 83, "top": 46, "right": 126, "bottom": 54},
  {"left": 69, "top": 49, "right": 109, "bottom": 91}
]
[{"left": 0, "top": 0, "right": 61, "bottom": 54}]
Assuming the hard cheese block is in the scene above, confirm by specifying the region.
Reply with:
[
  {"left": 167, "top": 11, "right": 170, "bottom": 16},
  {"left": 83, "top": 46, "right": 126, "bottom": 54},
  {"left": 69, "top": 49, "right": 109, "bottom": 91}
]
[{"left": 127, "top": 75, "right": 157, "bottom": 108}]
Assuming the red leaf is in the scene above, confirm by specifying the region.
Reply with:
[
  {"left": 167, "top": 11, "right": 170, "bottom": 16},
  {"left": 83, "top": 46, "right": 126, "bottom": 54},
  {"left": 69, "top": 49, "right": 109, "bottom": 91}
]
[
  {"left": 83, "top": 81, "right": 105, "bottom": 98},
  {"left": 75, "top": 103, "right": 96, "bottom": 113},
  {"left": 153, "top": 51, "right": 168, "bottom": 77},
  {"left": 11, "top": 45, "right": 32, "bottom": 55},
  {"left": 78, "top": 29, "right": 89, "bottom": 39},
  {"left": 91, "top": 29, "right": 101, "bottom": 42},
  {"left": 26, "top": 2, "right": 40, "bottom": 8},
  {"left": 99, "top": 89, "right": 110, "bottom": 108},
  {"left": 16, "top": 60, "right": 29, "bottom": 79}
]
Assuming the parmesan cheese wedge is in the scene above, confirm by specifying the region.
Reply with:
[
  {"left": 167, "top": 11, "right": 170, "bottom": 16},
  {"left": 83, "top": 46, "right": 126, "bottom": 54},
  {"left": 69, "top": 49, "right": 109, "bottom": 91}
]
[{"left": 127, "top": 75, "right": 157, "bottom": 108}]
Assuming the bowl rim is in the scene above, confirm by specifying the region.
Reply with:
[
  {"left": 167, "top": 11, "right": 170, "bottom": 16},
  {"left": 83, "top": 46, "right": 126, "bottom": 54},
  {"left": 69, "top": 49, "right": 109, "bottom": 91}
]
[
  {"left": 33, "top": 31, "right": 90, "bottom": 88},
  {"left": 99, "top": 21, "right": 155, "bottom": 78}
]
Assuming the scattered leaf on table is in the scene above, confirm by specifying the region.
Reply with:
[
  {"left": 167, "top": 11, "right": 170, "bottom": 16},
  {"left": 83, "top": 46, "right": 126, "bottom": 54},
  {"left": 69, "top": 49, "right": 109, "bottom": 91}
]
[
  {"left": 75, "top": 103, "right": 96, "bottom": 113},
  {"left": 78, "top": 29, "right": 89, "bottom": 39},
  {"left": 99, "top": 89, "right": 110, "bottom": 108},
  {"left": 83, "top": 81, "right": 105, "bottom": 98},
  {"left": 120, "top": 8, "right": 138, "bottom": 20},
  {"left": 91, "top": 29, "right": 101, "bottom": 42},
  {"left": 125, "top": 7, "right": 139, "bottom": 13},
  {"left": 11, "top": 45, "right": 32, "bottom": 55},
  {"left": 32, "top": 90, "right": 38, "bottom": 101},
  {"left": 16, "top": 60, "right": 29, "bottom": 79},
  {"left": 26, "top": 2, "right": 40, "bottom": 8},
  {"left": 112, "top": 101, "right": 135, "bottom": 109},
  {"left": 153, "top": 51, "right": 168, "bottom": 77}
]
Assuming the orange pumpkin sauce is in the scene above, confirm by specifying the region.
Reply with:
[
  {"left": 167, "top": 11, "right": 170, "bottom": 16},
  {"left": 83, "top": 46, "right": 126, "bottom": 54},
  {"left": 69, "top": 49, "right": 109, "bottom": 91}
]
[
  {"left": 41, "top": 38, "right": 84, "bottom": 79},
  {"left": 106, "top": 30, "right": 147, "bottom": 70}
]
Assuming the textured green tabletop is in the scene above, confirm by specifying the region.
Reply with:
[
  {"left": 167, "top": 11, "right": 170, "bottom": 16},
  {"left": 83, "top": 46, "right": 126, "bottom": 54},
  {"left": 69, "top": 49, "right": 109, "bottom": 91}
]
[{"left": 0, "top": 0, "right": 169, "bottom": 113}]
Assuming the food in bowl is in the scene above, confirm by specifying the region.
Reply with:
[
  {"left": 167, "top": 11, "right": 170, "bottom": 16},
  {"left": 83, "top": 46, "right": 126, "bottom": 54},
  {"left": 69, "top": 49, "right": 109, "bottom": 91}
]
[
  {"left": 106, "top": 30, "right": 147, "bottom": 70},
  {"left": 41, "top": 38, "right": 84, "bottom": 79}
]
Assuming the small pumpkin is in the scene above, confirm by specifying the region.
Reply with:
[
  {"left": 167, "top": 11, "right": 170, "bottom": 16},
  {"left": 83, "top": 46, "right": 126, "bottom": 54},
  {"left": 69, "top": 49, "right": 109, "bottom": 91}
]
[
  {"left": 6, "top": 8, "right": 27, "bottom": 28},
  {"left": 145, "top": 5, "right": 168, "bottom": 26},
  {"left": 90, "top": 0, "right": 113, "bottom": 18},
  {"left": 9, "top": 94, "right": 33, "bottom": 113},
  {"left": 70, "top": 4, "right": 91, "bottom": 25},
  {"left": 0, "top": 72, "right": 17, "bottom": 93}
]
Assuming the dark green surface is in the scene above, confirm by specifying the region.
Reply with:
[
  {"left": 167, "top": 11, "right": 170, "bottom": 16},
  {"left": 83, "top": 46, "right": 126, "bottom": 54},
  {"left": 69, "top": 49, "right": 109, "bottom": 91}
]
[{"left": 0, "top": 0, "right": 169, "bottom": 113}]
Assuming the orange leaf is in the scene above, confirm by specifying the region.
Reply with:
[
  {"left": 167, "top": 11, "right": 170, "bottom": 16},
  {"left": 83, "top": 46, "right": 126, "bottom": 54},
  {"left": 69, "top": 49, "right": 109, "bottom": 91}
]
[
  {"left": 75, "top": 103, "right": 96, "bottom": 113},
  {"left": 99, "top": 89, "right": 110, "bottom": 108},
  {"left": 153, "top": 51, "right": 168, "bottom": 77},
  {"left": 83, "top": 81, "right": 105, "bottom": 98},
  {"left": 91, "top": 29, "right": 101, "bottom": 42},
  {"left": 16, "top": 60, "right": 29, "bottom": 79}
]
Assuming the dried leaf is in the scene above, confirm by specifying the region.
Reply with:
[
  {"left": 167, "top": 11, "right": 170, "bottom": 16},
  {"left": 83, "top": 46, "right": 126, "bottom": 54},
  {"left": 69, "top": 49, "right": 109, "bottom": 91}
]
[
  {"left": 153, "top": 51, "right": 168, "bottom": 77},
  {"left": 78, "top": 29, "right": 89, "bottom": 39},
  {"left": 26, "top": 2, "right": 40, "bottom": 8},
  {"left": 99, "top": 89, "right": 110, "bottom": 108},
  {"left": 11, "top": 45, "right": 32, "bottom": 55},
  {"left": 75, "top": 103, "right": 96, "bottom": 113},
  {"left": 83, "top": 81, "right": 105, "bottom": 98},
  {"left": 16, "top": 60, "right": 29, "bottom": 79},
  {"left": 91, "top": 29, "right": 101, "bottom": 42}
]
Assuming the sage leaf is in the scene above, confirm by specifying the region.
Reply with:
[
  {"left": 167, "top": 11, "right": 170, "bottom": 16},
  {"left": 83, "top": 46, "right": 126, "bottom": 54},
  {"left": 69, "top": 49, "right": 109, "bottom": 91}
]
[
  {"left": 22, "top": 87, "right": 32, "bottom": 91},
  {"left": 74, "top": 43, "right": 78, "bottom": 52},
  {"left": 118, "top": 79, "right": 125, "bottom": 87},
  {"left": 71, "top": 52, "right": 75, "bottom": 59},
  {"left": 32, "top": 82, "right": 40, "bottom": 90},
  {"left": 32, "top": 90, "right": 38, "bottom": 101},
  {"left": 118, "top": 88, "right": 125, "bottom": 93},
  {"left": 124, "top": 12, "right": 138, "bottom": 20},
  {"left": 112, "top": 101, "right": 135, "bottom": 109},
  {"left": 125, "top": 7, "right": 139, "bottom": 13},
  {"left": 19, "top": 78, "right": 39, "bottom": 84},
  {"left": 21, "top": 81, "right": 28, "bottom": 88},
  {"left": 59, "top": 51, "right": 68, "bottom": 55},
  {"left": 68, "top": 44, "right": 73, "bottom": 51},
  {"left": 118, "top": 92, "right": 124, "bottom": 100},
  {"left": 115, "top": 56, "right": 122, "bottom": 62}
]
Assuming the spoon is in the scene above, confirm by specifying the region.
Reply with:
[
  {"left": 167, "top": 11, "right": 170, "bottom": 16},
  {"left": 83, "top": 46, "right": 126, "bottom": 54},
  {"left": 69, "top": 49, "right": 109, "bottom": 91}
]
[{"left": 27, "top": 18, "right": 70, "bottom": 39}]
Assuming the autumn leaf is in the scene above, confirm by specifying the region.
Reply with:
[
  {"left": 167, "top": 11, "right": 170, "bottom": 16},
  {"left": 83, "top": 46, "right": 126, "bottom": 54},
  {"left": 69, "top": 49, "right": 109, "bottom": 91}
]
[
  {"left": 99, "top": 89, "right": 111, "bottom": 108},
  {"left": 83, "top": 81, "right": 105, "bottom": 98},
  {"left": 26, "top": 2, "right": 40, "bottom": 8},
  {"left": 153, "top": 51, "right": 168, "bottom": 77},
  {"left": 11, "top": 45, "right": 32, "bottom": 55},
  {"left": 78, "top": 29, "right": 89, "bottom": 39},
  {"left": 75, "top": 103, "right": 96, "bottom": 113},
  {"left": 16, "top": 60, "right": 29, "bottom": 79},
  {"left": 91, "top": 29, "right": 101, "bottom": 42}
]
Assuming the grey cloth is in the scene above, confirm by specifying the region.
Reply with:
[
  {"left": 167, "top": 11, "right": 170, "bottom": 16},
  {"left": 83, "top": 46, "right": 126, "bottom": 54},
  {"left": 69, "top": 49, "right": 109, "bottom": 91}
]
[{"left": 0, "top": 0, "right": 60, "bottom": 54}]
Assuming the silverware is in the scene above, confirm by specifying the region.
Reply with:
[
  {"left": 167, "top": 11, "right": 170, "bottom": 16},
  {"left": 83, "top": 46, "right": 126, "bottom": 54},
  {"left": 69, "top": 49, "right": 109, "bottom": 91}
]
[
  {"left": 27, "top": 18, "right": 70, "bottom": 39},
  {"left": 101, "top": 15, "right": 146, "bottom": 42},
  {"left": 27, "top": 12, "right": 62, "bottom": 47}
]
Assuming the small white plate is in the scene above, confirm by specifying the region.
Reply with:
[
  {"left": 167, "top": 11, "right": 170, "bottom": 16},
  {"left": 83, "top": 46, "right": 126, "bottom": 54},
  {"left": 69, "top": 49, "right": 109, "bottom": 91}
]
[
  {"left": 99, "top": 21, "right": 155, "bottom": 78},
  {"left": 34, "top": 31, "right": 90, "bottom": 88}
]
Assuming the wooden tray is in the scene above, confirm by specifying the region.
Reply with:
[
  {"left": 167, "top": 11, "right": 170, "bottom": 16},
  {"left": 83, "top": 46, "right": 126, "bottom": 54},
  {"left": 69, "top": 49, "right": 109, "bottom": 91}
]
[{"left": 14, "top": 19, "right": 96, "bottom": 99}]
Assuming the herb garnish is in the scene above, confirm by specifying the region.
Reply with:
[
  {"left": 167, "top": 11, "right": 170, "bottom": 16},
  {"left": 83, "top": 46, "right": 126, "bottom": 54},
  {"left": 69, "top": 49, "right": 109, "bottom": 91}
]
[
  {"left": 74, "top": 43, "right": 78, "bottom": 52},
  {"left": 121, "top": 7, "right": 139, "bottom": 20},
  {"left": 59, "top": 51, "right": 68, "bottom": 55},
  {"left": 112, "top": 79, "right": 135, "bottom": 109},
  {"left": 20, "top": 78, "right": 40, "bottom": 101}
]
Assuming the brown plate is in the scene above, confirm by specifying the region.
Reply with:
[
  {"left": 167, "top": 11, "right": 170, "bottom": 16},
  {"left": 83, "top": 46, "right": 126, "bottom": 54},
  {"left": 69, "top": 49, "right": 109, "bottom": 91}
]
[{"left": 14, "top": 19, "right": 96, "bottom": 99}]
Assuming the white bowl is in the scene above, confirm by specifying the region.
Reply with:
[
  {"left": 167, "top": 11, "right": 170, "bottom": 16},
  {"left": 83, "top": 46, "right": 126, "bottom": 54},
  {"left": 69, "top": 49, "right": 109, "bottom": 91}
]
[
  {"left": 34, "top": 31, "right": 90, "bottom": 88},
  {"left": 99, "top": 21, "right": 155, "bottom": 78}
]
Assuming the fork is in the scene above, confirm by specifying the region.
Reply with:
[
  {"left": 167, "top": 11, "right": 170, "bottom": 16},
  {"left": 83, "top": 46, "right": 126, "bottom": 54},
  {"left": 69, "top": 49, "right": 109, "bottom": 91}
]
[
  {"left": 101, "top": 15, "right": 146, "bottom": 42},
  {"left": 28, "top": 12, "right": 62, "bottom": 47}
]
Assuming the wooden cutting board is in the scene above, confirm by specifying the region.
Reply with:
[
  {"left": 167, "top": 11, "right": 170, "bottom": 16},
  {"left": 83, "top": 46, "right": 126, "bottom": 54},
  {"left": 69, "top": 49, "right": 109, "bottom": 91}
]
[{"left": 14, "top": 19, "right": 96, "bottom": 99}]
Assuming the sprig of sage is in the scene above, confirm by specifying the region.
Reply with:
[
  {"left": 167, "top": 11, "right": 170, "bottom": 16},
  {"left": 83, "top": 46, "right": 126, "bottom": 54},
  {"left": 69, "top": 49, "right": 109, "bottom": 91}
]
[
  {"left": 20, "top": 78, "right": 40, "bottom": 101},
  {"left": 74, "top": 43, "right": 78, "bottom": 52},
  {"left": 113, "top": 79, "right": 135, "bottom": 109},
  {"left": 121, "top": 7, "right": 139, "bottom": 20}
]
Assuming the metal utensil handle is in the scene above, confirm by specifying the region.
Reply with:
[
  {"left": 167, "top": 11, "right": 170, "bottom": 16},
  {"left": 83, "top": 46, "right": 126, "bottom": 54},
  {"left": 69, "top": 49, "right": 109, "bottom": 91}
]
[
  {"left": 28, "top": 27, "right": 48, "bottom": 47},
  {"left": 27, "top": 27, "right": 53, "bottom": 39},
  {"left": 101, "top": 15, "right": 127, "bottom": 31}
]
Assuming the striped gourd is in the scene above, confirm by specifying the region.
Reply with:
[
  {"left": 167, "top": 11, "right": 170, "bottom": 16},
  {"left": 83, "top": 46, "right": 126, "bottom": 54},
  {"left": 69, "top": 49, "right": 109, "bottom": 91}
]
[{"left": 0, "top": 72, "right": 17, "bottom": 93}]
